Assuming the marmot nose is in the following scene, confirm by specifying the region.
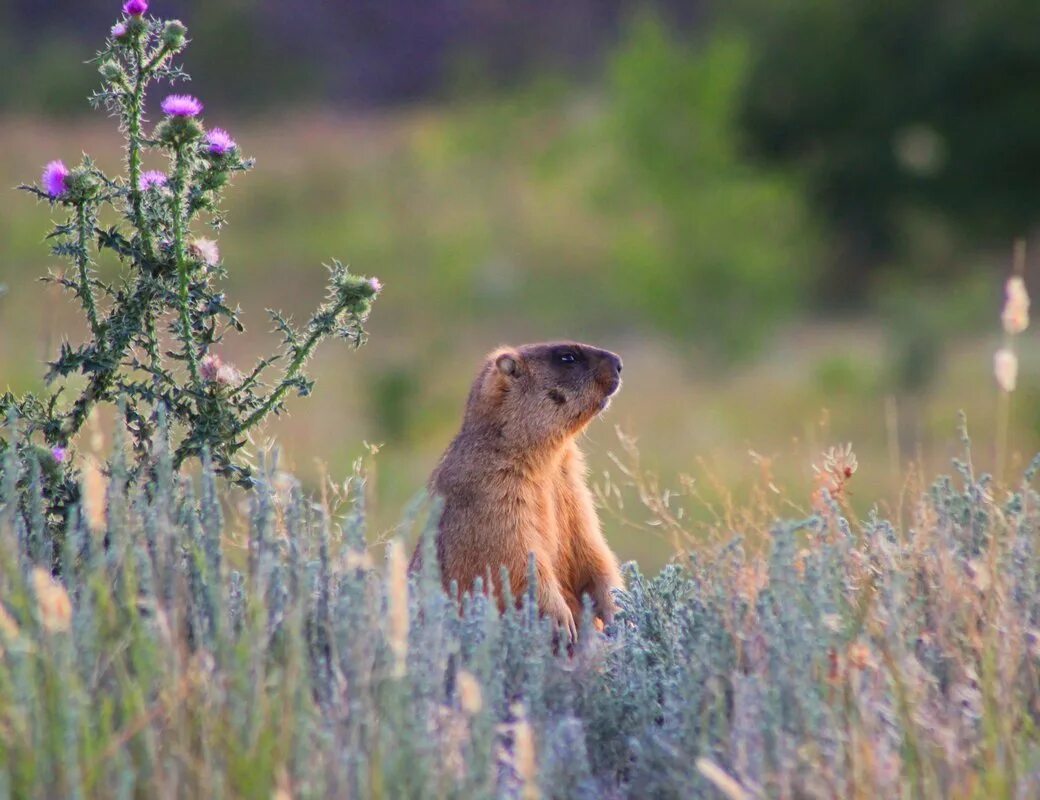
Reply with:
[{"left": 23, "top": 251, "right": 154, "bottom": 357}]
[{"left": 597, "top": 350, "right": 623, "bottom": 395}]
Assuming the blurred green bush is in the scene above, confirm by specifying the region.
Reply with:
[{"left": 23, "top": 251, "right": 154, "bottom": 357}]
[
  {"left": 738, "top": 0, "right": 1040, "bottom": 289},
  {"left": 597, "top": 18, "right": 820, "bottom": 358}
]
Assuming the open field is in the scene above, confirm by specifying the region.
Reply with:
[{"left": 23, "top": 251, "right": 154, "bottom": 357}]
[
  {"left": 4, "top": 0, "right": 1040, "bottom": 794},
  {"left": 3, "top": 113, "right": 1038, "bottom": 571}
]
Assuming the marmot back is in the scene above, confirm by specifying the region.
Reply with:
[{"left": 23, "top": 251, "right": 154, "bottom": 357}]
[{"left": 411, "top": 341, "right": 625, "bottom": 640}]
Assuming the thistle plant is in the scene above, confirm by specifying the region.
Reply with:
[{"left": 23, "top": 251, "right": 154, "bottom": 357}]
[{"left": 0, "top": 0, "right": 380, "bottom": 530}]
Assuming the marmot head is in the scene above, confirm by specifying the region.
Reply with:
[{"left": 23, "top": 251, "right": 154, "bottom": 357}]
[{"left": 467, "top": 341, "right": 623, "bottom": 448}]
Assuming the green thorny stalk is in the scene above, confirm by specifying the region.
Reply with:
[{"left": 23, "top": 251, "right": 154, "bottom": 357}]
[
  {"left": 171, "top": 142, "right": 200, "bottom": 385},
  {"left": 2, "top": 4, "right": 380, "bottom": 533},
  {"left": 127, "top": 38, "right": 152, "bottom": 261},
  {"left": 75, "top": 203, "right": 101, "bottom": 339}
]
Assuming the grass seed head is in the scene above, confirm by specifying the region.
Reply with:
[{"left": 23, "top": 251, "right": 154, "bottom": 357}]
[
  {"left": 386, "top": 538, "right": 409, "bottom": 677},
  {"left": 81, "top": 455, "right": 107, "bottom": 533},
  {"left": 31, "top": 568, "right": 72, "bottom": 633}
]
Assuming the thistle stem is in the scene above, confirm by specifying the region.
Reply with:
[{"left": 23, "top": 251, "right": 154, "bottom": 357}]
[
  {"left": 235, "top": 326, "right": 326, "bottom": 437},
  {"left": 128, "top": 41, "right": 154, "bottom": 261},
  {"left": 76, "top": 203, "right": 102, "bottom": 339},
  {"left": 172, "top": 143, "right": 200, "bottom": 385}
]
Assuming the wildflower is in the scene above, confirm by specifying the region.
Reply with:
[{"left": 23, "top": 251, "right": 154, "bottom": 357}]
[
  {"left": 994, "top": 348, "right": 1018, "bottom": 393},
  {"left": 368, "top": 277, "right": 383, "bottom": 294},
  {"left": 41, "top": 160, "right": 70, "bottom": 198},
  {"left": 122, "top": 0, "right": 148, "bottom": 16},
  {"left": 200, "top": 353, "right": 222, "bottom": 382},
  {"left": 82, "top": 456, "right": 107, "bottom": 533},
  {"left": 161, "top": 20, "right": 187, "bottom": 50},
  {"left": 812, "top": 443, "right": 857, "bottom": 511},
  {"left": 31, "top": 568, "right": 72, "bottom": 633},
  {"left": 386, "top": 539, "right": 409, "bottom": 678},
  {"left": 138, "top": 170, "right": 167, "bottom": 191},
  {"left": 200, "top": 353, "right": 240, "bottom": 386},
  {"left": 216, "top": 362, "right": 241, "bottom": 386},
  {"left": 110, "top": 21, "right": 128, "bottom": 39},
  {"left": 160, "top": 94, "right": 203, "bottom": 118},
  {"left": 1002, "top": 276, "right": 1030, "bottom": 335},
  {"left": 456, "top": 669, "right": 482, "bottom": 714},
  {"left": 50, "top": 445, "right": 67, "bottom": 463},
  {"left": 189, "top": 237, "right": 220, "bottom": 266},
  {"left": 205, "top": 128, "right": 236, "bottom": 156},
  {"left": 822, "top": 443, "right": 858, "bottom": 480}
]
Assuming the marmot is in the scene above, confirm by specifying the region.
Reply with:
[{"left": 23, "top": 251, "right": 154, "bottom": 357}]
[{"left": 411, "top": 341, "right": 625, "bottom": 640}]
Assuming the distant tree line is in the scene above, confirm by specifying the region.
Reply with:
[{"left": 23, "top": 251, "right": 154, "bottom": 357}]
[
  {"left": 0, "top": 0, "right": 702, "bottom": 112},
  {"left": 737, "top": 0, "right": 1040, "bottom": 282},
  {"left": 6, "top": 0, "right": 1040, "bottom": 321}
]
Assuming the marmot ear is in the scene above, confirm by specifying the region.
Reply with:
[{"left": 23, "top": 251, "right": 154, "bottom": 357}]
[{"left": 495, "top": 352, "right": 519, "bottom": 377}]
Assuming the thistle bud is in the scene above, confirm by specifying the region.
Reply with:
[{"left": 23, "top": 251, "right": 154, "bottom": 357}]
[
  {"left": 64, "top": 168, "right": 100, "bottom": 202},
  {"left": 162, "top": 20, "right": 188, "bottom": 50},
  {"left": 154, "top": 116, "right": 204, "bottom": 147},
  {"left": 125, "top": 14, "right": 148, "bottom": 39},
  {"left": 98, "top": 60, "right": 126, "bottom": 87}
]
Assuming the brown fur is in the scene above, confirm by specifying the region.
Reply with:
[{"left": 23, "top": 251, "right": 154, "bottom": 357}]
[{"left": 410, "top": 341, "right": 625, "bottom": 640}]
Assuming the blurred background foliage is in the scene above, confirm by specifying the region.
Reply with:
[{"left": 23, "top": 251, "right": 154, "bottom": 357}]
[{"left": 2, "top": 0, "right": 1040, "bottom": 568}]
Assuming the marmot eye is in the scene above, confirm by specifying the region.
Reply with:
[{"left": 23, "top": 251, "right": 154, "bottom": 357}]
[{"left": 558, "top": 352, "right": 576, "bottom": 364}]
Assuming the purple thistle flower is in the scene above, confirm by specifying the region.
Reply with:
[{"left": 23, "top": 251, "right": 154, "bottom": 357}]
[
  {"left": 205, "top": 128, "right": 236, "bottom": 156},
  {"left": 122, "top": 0, "right": 148, "bottom": 16},
  {"left": 41, "top": 160, "right": 70, "bottom": 198},
  {"left": 160, "top": 94, "right": 203, "bottom": 118},
  {"left": 51, "top": 446, "right": 67, "bottom": 463},
  {"left": 110, "top": 22, "right": 128, "bottom": 39},
  {"left": 368, "top": 277, "right": 383, "bottom": 294},
  {"left": 138, "top": 170, "right": 168, "bottom": 191},
  {"left": 189, "top": 238, "right": 220, "bottom": 266},
  {"left": 200, "top": 353, "right": 222, "bottom": 382}
]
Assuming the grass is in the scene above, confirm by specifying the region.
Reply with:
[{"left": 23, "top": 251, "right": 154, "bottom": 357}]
[
  {"left": 2, "top": 419, "right": 1040, "bottom": 797},
  {"left": 1, "top": 111, "right": 1038, "bottom": 574}
]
